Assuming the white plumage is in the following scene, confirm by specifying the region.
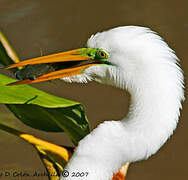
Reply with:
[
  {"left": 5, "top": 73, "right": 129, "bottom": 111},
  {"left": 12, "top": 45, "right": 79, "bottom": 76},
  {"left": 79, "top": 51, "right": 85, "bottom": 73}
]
[{"left": 61, "top": 26, "right": 184, "bottom": 180}]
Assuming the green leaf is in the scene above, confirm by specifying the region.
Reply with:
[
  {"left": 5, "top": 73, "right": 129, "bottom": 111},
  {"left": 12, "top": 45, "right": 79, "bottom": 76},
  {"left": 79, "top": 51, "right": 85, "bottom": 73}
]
[{"left": 0, "top": 73, "right": 90, "bottom": 145}]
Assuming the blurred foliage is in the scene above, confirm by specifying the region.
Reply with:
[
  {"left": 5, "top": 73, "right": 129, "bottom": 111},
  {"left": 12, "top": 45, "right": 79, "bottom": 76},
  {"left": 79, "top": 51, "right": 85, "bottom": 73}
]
[
  {"left": 0, "top": 123, "right": 73, "bottom": 180},
  {"left": 0, "top": 31, "right": 19, "bottom": 70}
]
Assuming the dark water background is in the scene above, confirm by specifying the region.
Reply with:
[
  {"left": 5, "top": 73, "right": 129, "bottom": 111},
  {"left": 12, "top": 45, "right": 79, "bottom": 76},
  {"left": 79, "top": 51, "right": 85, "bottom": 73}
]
[{"left": 0, "top": 0, "right": 188, "bottom": 179}]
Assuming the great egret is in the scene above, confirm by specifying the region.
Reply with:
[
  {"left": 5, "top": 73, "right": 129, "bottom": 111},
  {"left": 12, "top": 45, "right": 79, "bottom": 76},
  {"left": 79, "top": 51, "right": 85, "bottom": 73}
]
[{"left": 8, "top": 26, "right": 184, "bottom": 180}]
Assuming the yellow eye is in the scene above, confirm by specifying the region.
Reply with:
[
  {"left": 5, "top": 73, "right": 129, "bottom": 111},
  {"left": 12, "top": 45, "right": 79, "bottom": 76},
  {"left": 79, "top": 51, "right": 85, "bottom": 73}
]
[{"left": 97, "top": 50, "right": 108, "bottom": 59}]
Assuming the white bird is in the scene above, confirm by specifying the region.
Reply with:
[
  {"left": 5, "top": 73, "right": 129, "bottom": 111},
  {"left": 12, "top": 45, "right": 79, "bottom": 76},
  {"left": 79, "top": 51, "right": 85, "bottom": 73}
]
[{"left": 8, "top": 26, "right": 184, "bottom": 180}]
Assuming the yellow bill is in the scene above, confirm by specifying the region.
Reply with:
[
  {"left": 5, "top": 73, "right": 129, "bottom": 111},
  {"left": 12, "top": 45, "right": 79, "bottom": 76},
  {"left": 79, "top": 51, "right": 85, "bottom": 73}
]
[{"left": 6, "top": 48, "right": 110, "bottom": 86}]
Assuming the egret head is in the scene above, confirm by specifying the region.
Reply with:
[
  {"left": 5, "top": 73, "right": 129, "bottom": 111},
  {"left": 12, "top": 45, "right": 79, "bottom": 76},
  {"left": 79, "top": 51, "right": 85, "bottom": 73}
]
[{"left": 66, "top": 26, "right": 182, "bottom": 91}]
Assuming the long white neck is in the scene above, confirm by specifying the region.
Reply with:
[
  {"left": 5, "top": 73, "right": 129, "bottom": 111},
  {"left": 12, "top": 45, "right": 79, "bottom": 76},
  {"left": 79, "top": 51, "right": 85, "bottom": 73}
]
[
  {"left": 124, "top": 78, "right": 181, "bottom": 160},
  {"left": 62, "top": 69, "right": 183, "bottom": 180}
]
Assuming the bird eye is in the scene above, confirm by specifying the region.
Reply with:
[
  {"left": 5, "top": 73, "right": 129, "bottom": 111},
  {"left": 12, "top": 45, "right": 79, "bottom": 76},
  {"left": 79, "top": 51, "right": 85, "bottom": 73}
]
[{"left": 97, "top": 50, "right": 108, "bottom": 59}]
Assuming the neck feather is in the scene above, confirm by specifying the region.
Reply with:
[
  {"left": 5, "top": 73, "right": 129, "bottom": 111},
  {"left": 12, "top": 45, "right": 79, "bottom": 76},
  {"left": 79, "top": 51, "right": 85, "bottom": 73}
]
[{"left": 63, "top": 60, "right": 184, "bottom": 180}]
